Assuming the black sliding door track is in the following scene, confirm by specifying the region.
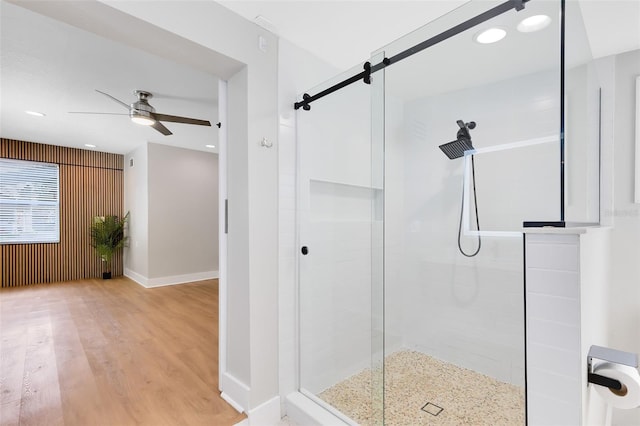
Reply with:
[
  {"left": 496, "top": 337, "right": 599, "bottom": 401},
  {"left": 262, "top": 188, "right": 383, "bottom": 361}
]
[{"left": 294, "top": 0, "right": 529, "bottom": 111}]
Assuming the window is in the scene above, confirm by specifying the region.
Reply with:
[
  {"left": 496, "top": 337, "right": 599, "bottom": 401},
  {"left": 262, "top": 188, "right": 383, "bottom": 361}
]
[{"left": 0, "top": 158, "right": 60, "bottom": 244}]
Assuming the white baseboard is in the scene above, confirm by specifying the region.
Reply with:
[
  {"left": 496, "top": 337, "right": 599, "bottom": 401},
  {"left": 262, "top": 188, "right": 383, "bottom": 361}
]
[
  {"left": 221, "top": 372, "right": 250, "bottom": 413},
  {"left": 146, "top": 270, "right": 219, "bottom": 287},
  {"left": 248, "top": 396, "right": 281, "bottom": 426},
  {"left": 222, "top": 379, "right": 280, "bottom": 425},
  {"left": 124, "top": 268, "right": 218, "bottom": 288},
  {"left": 222, "top": 392, "right": 245, "bottom": 414},
  {"left": 124, "top": 268, "right": 148, "bottom": 286}
]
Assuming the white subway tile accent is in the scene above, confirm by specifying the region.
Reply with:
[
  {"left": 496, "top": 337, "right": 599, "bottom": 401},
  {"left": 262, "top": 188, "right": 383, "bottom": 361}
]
[
  {"left": 528, "top": 318, "right": 580, "bottom": 351},
  {"left": 526, "top": 242, "right": 579, "bottom": 271},
  {"left": 527, "top": 293, "right": 580, "bottom": 325},
  {"left": 526, "top": 268, "right": 579, "bottom": 298}
]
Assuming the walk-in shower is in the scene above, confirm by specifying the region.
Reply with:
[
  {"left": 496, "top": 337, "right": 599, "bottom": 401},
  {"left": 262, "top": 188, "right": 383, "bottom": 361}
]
[{"left": 295, "top": 0, "right": 600, "bottom": 424}]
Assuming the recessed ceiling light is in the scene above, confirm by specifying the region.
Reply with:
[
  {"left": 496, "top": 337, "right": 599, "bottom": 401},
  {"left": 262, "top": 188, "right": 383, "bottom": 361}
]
[
  {"left": 205, "top": 144, "right": 216, "bottom": 149},
  {"left": 25, "top": 110, "right": 46, "bottom": 117},
  {"left": 475, "top": 28, "right": 507, "bottom": 44},
  {"left": 517, "top": 15, "right": 551, "bottom": 33},
  {"left": 84, "top": 144, "right": 96, "bottom": 148}
]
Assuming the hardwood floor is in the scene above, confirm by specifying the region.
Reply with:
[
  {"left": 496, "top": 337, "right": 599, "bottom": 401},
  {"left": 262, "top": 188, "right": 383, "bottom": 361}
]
[{"left": 0, "top": 277, "right": 246, "bottom": 426}]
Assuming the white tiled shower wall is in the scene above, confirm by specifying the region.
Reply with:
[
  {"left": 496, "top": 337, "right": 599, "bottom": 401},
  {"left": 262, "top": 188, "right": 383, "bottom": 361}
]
[
  {"left": 526, "top": 233, "right": 583, "bottom": 425},
  {"left": 524, "top": 229, "right": 611, "bottom": 426},
  {"left": 384, "top": 69, "right": 561, "bottom": 386},
  {"left": 300, "top": 219, "right": 374, "bottom": 393},
  {"left": 598, "top": 48, "right": 640, "bottom": 426}
]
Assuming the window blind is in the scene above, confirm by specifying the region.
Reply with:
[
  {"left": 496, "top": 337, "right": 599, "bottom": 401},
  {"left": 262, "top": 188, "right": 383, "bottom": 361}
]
[{"left": 0, "top": 158, "right": 60, "bottom": 244}]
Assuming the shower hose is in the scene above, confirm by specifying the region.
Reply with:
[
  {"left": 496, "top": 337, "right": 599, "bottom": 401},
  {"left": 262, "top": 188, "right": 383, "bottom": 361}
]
[{"left": 457, "top": 155, "right": 481, "bottom": 257}]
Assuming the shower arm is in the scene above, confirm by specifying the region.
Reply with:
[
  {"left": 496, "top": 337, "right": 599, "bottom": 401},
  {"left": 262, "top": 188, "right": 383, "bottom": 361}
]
[{"left": 294, "top": 0, "right": 529, "bottom": 111}]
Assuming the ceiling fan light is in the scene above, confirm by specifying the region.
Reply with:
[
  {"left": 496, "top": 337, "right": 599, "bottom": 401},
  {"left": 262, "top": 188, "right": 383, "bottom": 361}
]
[{"left": 131, "top": 115, "right": 155, "bottom": 126}]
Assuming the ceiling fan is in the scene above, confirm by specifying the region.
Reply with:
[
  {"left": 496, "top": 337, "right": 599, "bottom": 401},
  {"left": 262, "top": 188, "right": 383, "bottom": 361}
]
[{"left": 69, "top": 89, "right": 212, "bottom": 136}]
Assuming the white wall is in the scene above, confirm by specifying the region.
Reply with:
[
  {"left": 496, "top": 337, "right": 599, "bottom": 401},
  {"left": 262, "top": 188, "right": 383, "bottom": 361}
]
[
  {"left": 609, "top": 48, "right": 640, "bottom": 426},
  {"left": 585, "top": 48, "right": 640, "bottom": 426},
  {"left": 147, "top": 143, "right": 218, "bottom": 280},
  {"left": 124, "top": 143, "right": 219, "bottom": 286},
  {"left": 124, "top": 143, "right": 149, "bottom": 278},
  {"left": 226, "top": 66, "right": 251, "bottom": 388},
  {"left": 565, "top": 61, "right": 602, "bottom": 223}
]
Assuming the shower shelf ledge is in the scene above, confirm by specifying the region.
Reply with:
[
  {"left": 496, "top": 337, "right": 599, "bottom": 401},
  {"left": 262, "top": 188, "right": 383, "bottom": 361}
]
[
  {"left": 310, "top": 178, "right": 382, "bottom": 191},
  {"left": 522, "top": 222, "right": 604, "bottom": 234}
]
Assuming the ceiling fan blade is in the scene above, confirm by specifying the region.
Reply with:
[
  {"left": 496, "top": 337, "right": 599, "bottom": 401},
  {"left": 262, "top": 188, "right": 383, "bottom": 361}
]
[
  {"left": 154, "top": 113, "right": 211, "bottom": 127},
  {"left": 95, "top": 89, "right": 131, "bottom": 110},
  {"left": 68, "top": 111, "right": 129, "bottom": 115},
  {"left": 151, "top": 121, "right": 173, "bottom": 136}
]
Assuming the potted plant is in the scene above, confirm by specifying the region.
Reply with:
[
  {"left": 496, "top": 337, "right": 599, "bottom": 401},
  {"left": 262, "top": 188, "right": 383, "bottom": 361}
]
[{"left": 90, "top": 212, "right": 129, "bottom": 279}]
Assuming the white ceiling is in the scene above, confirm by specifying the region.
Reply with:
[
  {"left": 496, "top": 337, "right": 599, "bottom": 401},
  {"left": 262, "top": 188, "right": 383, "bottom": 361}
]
[
  {"left": 219, "top": 0, "right": 640, "bottom": 71},
  {"left": 218, "top": 0, "right": 467, "bottom": 70},
  {"left": 1, "top": 0, "right": 638, "bottom": 156}
]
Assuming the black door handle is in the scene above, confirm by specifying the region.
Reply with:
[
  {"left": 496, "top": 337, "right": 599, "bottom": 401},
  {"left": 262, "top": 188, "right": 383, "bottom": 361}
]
[{"left": 301, "top": 246, "right": 309, "bottom": 255}]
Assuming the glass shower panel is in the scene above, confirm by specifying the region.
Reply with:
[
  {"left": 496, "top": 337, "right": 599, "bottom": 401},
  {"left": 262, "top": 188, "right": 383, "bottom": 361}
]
[
  {"left": 297, "top": 64, "right": 383, "bottom": 424},
  {"left": 380, "top": 0, "right": 561, "bottom": 424},
  {"left": 564, "top": 0, "right": 601, "bottom": 224}
]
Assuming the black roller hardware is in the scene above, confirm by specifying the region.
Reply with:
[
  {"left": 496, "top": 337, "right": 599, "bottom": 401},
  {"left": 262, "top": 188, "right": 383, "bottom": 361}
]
[
  {"left": 293, "top": 0, "right": 530, "bottom": 111},
  {"left": 301, "top": 246, "right": 309, "bottom": 255}
]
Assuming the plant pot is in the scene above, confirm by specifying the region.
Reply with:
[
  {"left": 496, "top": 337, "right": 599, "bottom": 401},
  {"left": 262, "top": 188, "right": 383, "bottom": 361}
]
[{"left": 102, "top": 272, "right": 112, "bottom": 280}]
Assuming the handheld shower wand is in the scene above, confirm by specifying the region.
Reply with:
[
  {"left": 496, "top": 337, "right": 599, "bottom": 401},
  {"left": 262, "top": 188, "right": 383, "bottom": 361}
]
[{"left": 439, "top": 120, "right": 481, "bottom": 257}]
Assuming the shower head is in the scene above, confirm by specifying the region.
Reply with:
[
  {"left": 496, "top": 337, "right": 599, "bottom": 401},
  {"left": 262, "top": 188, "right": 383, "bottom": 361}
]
[
  {"left": 439, "top": 138, "right": 474, "bottom": 159},
  {"left": 439, "top": 120, "right": 476, "bottom": 159}
]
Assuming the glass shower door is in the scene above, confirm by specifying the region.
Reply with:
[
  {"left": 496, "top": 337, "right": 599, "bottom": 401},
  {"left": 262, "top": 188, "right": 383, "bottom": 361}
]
[
  {"left": 379, "top": 0, "right": 561, "bottom": 424},
  {"left": 297, "top": 60, "right": 383, "bottom": 425}
]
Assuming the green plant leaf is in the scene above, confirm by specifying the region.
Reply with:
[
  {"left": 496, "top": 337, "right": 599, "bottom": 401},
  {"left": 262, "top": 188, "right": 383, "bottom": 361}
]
[{"left": 90, "top": 212, "right": 129, "bottom": 273}]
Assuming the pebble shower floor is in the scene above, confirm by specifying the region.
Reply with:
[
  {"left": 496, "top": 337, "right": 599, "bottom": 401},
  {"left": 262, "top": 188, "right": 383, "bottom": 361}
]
[{"left": 319, "top": 350, "right": 525, "bottom": 425}]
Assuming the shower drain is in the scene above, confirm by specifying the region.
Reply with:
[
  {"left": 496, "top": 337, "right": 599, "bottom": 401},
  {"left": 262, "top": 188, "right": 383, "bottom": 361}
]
[{"left": 421, "top": 402, "right": 443, "bottom": 416}]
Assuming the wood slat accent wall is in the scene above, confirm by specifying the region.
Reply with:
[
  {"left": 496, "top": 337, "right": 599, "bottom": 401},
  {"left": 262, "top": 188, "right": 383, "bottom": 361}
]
[{"left": 1, "top": 139, "right": 124, "bottom": 287}]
